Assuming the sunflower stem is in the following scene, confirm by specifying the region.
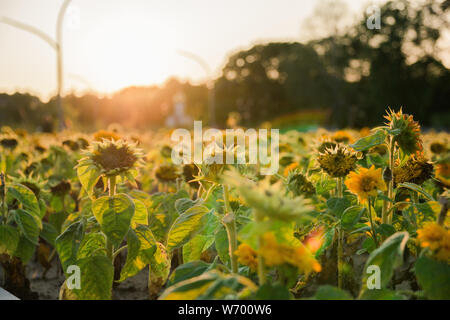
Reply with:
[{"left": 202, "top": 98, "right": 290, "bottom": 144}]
[
  {"left": 255, "top": 210, "right": 266, "bottom": 285},
  {"left": 367, "top": 198, "right": 379, "bottom": 246},
  {"left": 336, "top": 177, "right": 344, "bottom": 289},
  {"left": 387, "top": 137, "right": 395, "bottom": 224},
  {"left": 106, "top": 176, "right": 117, "bottom": 261},
  {"left": 222, "top": 184, "right": 238, "bottom": 273}
]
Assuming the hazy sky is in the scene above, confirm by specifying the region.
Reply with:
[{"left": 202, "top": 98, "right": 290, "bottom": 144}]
[{"left": 0, "top": 0, "right": 380, "bottom": 101}]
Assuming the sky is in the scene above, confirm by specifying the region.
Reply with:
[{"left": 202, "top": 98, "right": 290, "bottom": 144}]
[{"left": 0, "top": 0, "right": 382, "bottom": 101}]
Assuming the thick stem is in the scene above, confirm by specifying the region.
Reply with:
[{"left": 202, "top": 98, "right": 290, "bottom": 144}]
[
  {"left": 108, "top": 176, "right": 116, "bottom": 197},
  {"left": 367, "top": 198, "right": 379, "bottom": 246},
  {"left": 387, "top": 138, "right": 395, "bottom": 224},
  {"left": 336, "top": 177, "right": 344, "bottom": 289},
  {"left": 437, "top": 197, "right": 448, "bottom": 226},
  {"left": 254, "top": 210, "right": 266, "bottom": 285},
  {"left": 222, "top": 184, "right": 238, "bottom": 273},
  {"left": 0, "top": 172, "right": 6, "bottom": 222}
]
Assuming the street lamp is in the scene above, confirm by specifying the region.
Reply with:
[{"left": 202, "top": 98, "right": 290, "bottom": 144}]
[
  {"left": 0, "top": 0, "right": 72, "bottom": 131},
  {"left": 177, "top": 49, "right": 215, "bottom": 127}
]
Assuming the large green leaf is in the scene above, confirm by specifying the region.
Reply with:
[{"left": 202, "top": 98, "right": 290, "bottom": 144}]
[
  {"left": 131, "top": 199, "right": 148, "bottom": 227},
  {"left": 92, "top": 194, "right": 135, "bottom": 247},
  {"left": 167, "top": 206, "right": 210, "bottom": 251},
  {"left": 77, "top": 232, "right": 107, "bottom": 259},
  {"left": 214, "top": 226, "right": 230, "bottom": 265},
  {"left": 13, "top": 209, "right": 40, "bottom": 244},
  {"left": 415, "top": 256, "right": 450, "bottom": 300},
  {"left": 167, "top": 260, "right": 211, "bottom": 286},
  {"left": 341, "top": 205, "right": 365, "bottom": 230},
  {"left": 55, "top": 220, "right": 85, "bottom": 272},
  {"left": 312, "top": 285, "right": 353, "bottom": 300},
  {"left": 76, "top": 164, "right": 101, "bottom": 198},
  {"left": 0, "top": 224, "right": 20, "bottom": 255},
  {"left": 350, "top": 130, "right": 386, "bottom": 152},
  {"left": 7, "top": 183, "right": 41, "bottom": 218},
  {"left": 398, "top": 182, "right": 434, "bottom": 201},
  {"left": 183, "top": 210, "right": 219, "bottom": 262},
  {"left": 159, "top": 271, "right": 256, "bottom": 300},
  {"left": 327, "top": 197, "right": 351, "bottom": 218},
  {"left": 119, "top": 226, "right": 157, "bottom": 282},
  {"left": 40, "top": 222, "right": 58, "bottom": 246},
  {"left": 360, "top": 232, "right": 409, "bottom": 296},
  {"left": 72, "top": 255, "right": 114, "bottom": 300},
  {"left": 14, "top": 236, "right": 36, "bottom": 262}
]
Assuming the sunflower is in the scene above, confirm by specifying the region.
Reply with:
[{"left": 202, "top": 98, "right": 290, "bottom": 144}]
[
  {"left": 93, "top": 130, "right": 121, "bottom": 142},
  {"left": 286, "top": 169, "right": 316, "bottom": 197},
  {"left": 384, "top": 108, "right": 422, "bottom": 155},
  {"left": 182, "top": 163, "right": 200, "bottom": 189},
  {"left": 49, "top": 179, "right": 71, "bottom": 197},
  {"left": 332, "top": 130, "right": 354, "bottom": 144},
  {"left": 78, "top": 139, "right": 144, "bottom": 177},
  {"left": 430, "top": 142, "right": 447, "bottom": 155},
  {"left": 345, "top": 165, "right": 387, "bottom": 203},
  {"left": 317, "top": 144, "right": 358, "bottom": 178},
  {"left": 393, "top": 153, "right": 434, "bottom": 185},
  {"left": 417, "top": 223, "right": 450, "bottom": 262},
  {"left": 0, "top": 137, "right": 18, "bottom": 150},
  {"left": 259, "top": 233, "right": 321, "bottom": 274},
  {"left": 235, "top": 243, "right": 258, "bottom": 271},
  {"left": 155, "top": 163, "right": 181, "bottom": 183}
]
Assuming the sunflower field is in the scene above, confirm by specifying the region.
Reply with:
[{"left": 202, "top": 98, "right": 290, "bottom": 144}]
[{"left": 0, "top": 109, "right": 449, "bottom": 300}]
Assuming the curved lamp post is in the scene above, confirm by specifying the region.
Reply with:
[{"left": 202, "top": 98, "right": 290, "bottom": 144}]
[
  {"left": 0, "top": 0, "right": 72, "bottom": 130},
  {"left": 177, "top": 49, "right": 215, "bottom": 127}
]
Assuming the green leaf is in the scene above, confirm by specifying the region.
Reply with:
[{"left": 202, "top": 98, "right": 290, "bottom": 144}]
[
  {"left": 327, "top": 197, "right": 351, "bottom": 218},
  {"left": 359, "top": 289, "right": 406, "bottom": 300},
  {"left": 315, "top": 227, "right": 335, "bottom": 258},
  {"left": 40, "top": 222, "right": 58, "bottom": 246},
  {"left": 72, "top": 255, "right": 114, "bottom": 300},
  {"left": 167, "top": 206, "right": 210, "bottom": 251},
  {"left": 360, "top": 232, "right": 409, "bottom": 295},
  {"left": 415, "top": 256, "right": 450, "bottom": 300},
  {"left": 214, "top": 226, "right": 230, "bottom": 265},
  {"left": 376, "top": 224, "right": 396, "bottom": 237},
  {"left": 0, "top": 224, "right": 20, "bottom": 255},
  {"left": 341, "top": 206, "right": 365, "bottom": 230},
  {"left": 159, "top": 271, "right": 256, "bottom": 300},
  {"left": 175, "top": 198, "right": 197, "bottom": 214},
  {"left": 55, "top": 221, "right": 85, "bottom": 272},
  {"left": 183, "top": 210, "right": 219, "bottom": 262},
  {"left": 14, "top": 236, "right": 36, "bottom": 262},
  {"left": 255, "top": 283, "right": 293, "bottom": 300},
  {"left": 312, "top": 285, "right": 353, "bottom": 300},
  {"left": 13, "top": 209, "right": 40, "bottom": 245},
  {"left": 120, "top": 225, "right": 158, "bottom": 282},
  {"left": 398, "top": 182, "right": 434, "bottom": 201},
  {"left": 92, "top": 194, "right": 135, "bottom": 247},
  {"left": 77, "top": 164, "right": 101, "bottom": 198},
  {"left": 77, "top": 232, "right": 107, "bottom": 259},
  {"left": 350, "top": 130, "right": 386, "bottom": 152},
  {"left": 168, "top": 260, "right": 211, "bottom": 286},
  {"left": 149, "top": 242, "right": 171, "bottom": 292},
  {"left": 7, "top": 183, "right": 41, "bottom": 218},
  {"left": 131, "top": 199, "right": 148, "bottom": 227}
]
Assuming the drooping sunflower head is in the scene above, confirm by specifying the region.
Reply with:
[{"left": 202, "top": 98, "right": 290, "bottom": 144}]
[
  {"left": 430, "top": 142, "right": 447, "bottom": 155},
  {"left": 384, "top": 108, "right": 422, "bottom": 155},
  {"left": 11, "top": 173, "right": 46, "bottom": 198},
  {"left": 393, "top": 152, "right": 434, "bottom": 186},
  {"left": 345, "top": 165, "right": 387, "bottom": 203},
  {"left": 154, "top": 163, "right": 181, "bottom": 183},
  {"left": 0, "top": 135, "right": 19, "bottom": 151},
  {"left": 182, "top": 163, "right": 200, "bottom": 189},
  {"left": 317, "top": 144, "right": 358, "bottom": 178},
  {"left": 49, "top": 179, "right": 72, "bottom": 197},
  {"left": 80, "top": 139, "right": 144, "bottom": 177},
  {"left": 286, "top": 169, "right": 316, "bottom": 197}
]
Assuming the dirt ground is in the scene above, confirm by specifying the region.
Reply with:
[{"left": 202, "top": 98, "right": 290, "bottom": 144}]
[{"left": 27, "top": 260, "right": 150, "bottom": 300}]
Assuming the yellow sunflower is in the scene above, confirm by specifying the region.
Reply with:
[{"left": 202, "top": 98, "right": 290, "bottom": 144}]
[
  {"left": 417, "top": 223, "right": 450, "bottom": 262},
  {"left": 345, "top": 165, "right": 387, "bottom": 203}
]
